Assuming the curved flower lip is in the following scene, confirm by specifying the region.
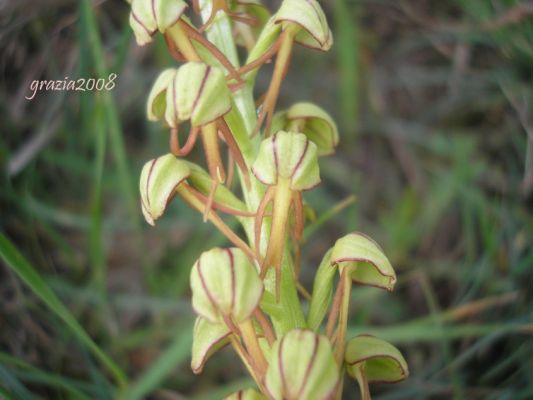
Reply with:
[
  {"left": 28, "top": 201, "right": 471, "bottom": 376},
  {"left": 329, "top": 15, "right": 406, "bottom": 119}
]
[
  {"left": 273, "top": 102, "right": 339, "bottom": 156},
  {"left": 330, "top": 232, "right": 397, "bottom": 291},
  {"left": 345, "top": 334, "right": 409, "bottom": 384},
  {"left": 140, "top": 154, "right": 190, "bottom": 225},
  {"left": 191, "top": 317, "right": 230, "bottom": 374},
  {"left": 251, "top": 131, "right": 321, "bottom": 191},
  {"left": 273, "top": 0, "right": 332, "bottom": 51},
  {"left": 129, "top": 0, "right": 188, "bottom": 45}
]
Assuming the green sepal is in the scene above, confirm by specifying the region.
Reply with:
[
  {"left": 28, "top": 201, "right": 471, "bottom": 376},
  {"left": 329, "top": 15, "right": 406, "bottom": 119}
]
[
  {"left": 191, "top": 317, "right": 230, "bottom": 374},
  {"left": 251, "top": 131, "right": 320, "bottom": 191},
  {"left": 265, "top": 329, "right": 339, "bottom": 400},
  {"left": 129, "top": 0, "right": 188, "bottom": 45},
  {"left": 165, "top": 62, "right": 232, "bottom": 128},
  {"left": 190, "top": 247, "right": 263, "bottom": 324},
  {"left": 139, "top": 154, "right": 190, "bottom": 225},
  {"left": 274, "top": 0, "right": 332, "bottom": 51},
  {"left": 345, "top": 335, "right": 409, "bottom": 384},
  {"left": 307, "top": 249, "right": 334, "bottom": 331},
  {"left": 330, "top": 232, "right": 396, "bottom": 291},
  {"left": 273, "top": 102, "right": 339, "bottom": 155}
]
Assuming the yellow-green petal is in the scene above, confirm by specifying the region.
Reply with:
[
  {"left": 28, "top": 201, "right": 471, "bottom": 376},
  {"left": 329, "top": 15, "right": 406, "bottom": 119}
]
[
  {"left": 265, "top": 329, "right": 339, "bottom": 400},
  {"left": 345, "top": 335, "right": 409, "bottom": 384},
  {"left": 139, "top": 154, "right": 190, "bottom": 225},
  {"left": 191, "top": 317, "right": 230, "bottom": 374},
  {"left": 331, "top": 233, "right": 396, "bottom": 291},
  {"left": 190, "top": 248, "right": 263, "bottom": 324}
]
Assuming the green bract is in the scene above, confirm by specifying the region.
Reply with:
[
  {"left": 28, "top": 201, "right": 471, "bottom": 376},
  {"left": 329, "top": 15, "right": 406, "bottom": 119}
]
[
  {"left": 271, "top": 102, "right": 339, "bottom": 156},
  {"left": 265, "top": 329, "right": 339, "bottom": 400},
  {"left": 225, "top": 389, "right": 267, "bottom": 400},
  {"left": 331, "top": 232, "right": 397, "bottom": 291},
  {"left": 191, "top": 317, "right": 230, "bottom": 374},
  {"left": 146, "top": 63, "right": 232, "bottom": 128},
  {"left": 345, "top": 335, "right": 409, "bottom": 384},
  {"left": 252, "top": 131, "right": 320, "bottom": 191},
  {"left": 129, "top": 0, "right": 188, "bottom": 45},
  {"left": 190, "top": 247, "right": 263, "bottom": 324},
  {"left": 274, "top": 0, "right": 332, "bottom": 51},
  {"left": 139, "top": 154, "right": 190, "bottom": 226}
]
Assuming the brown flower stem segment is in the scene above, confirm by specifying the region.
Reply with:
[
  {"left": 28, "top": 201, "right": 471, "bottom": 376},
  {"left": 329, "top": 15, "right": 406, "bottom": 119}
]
[
  {"left": 239, "top": 318, "right": 268, "bottom": 377},
  {"left": 176, "top": 184, "right": 255, "bottom": 261},
  {"left": 254, "top": 29, "right": 295, "bottom": 137},
  {"left": 166, "top": 23, "right": 202, "bottom": 62},
  {"left": 261, "top": 177, "right": 293, "bottom": 300},
  {"left": 253, "top": 308, "right": 276, "bottom": 346}
]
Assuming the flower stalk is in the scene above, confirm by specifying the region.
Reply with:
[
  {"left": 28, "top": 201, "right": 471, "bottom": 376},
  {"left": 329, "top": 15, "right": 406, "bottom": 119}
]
[{"left": 130, "top": 1, "right": 409, "bottom": 398}]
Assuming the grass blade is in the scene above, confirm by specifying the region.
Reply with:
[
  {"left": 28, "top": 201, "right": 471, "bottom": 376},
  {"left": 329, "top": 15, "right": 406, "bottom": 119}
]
[{"left": 0, "top": 233, "right": 128, "bottom": 392}]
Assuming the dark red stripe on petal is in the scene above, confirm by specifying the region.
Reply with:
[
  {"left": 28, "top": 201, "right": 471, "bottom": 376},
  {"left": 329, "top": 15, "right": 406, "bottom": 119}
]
[
  {"left": 298, "top": 334, "right": 319, "bottom": 398},
  {"left": 226, "top": 248, "right": 236, "bottom": 315},
  {"left": 278, "top": 336, "right": 288, "bottom": 397},
  {"left": 290, "top": 138, "right": 309, "bottom": 180},
  {"left": 172, "top": 76, "right": 179, "bottom": 125},
  {"left": 196, "top": 258, "right": 220, "bottom": 317},
  {"left": 150, "top": 0, "right": 157, "bottom": 25},
  {"left": 145, "top": 158, "right": 159, "bottom": 207},
  {"left": 191, "top": 66, "right": 211, "bottom": 119},
  {"left": 131, "top": 10, "right": 156, "bottom": 37},
  {"left": 272, "top": 133, "right": 279, "bottom": 177}
]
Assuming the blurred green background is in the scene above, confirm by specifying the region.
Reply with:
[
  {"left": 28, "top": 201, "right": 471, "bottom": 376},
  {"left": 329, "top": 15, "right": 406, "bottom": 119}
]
[{"left": 1, "top": 0, "right": 533, "bottom": 399}]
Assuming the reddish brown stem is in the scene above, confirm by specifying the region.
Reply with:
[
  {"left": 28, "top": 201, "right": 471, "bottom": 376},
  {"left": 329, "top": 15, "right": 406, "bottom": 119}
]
[
  {"left": 217, "top": 118, "right": 250, "bottom": 189},
  {"left": 253, "top": 309, "right": 276, "bottom": 346}
]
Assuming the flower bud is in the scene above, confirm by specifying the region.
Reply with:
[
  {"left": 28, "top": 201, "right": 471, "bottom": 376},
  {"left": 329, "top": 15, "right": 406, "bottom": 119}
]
[
  {"left": 274, "top": 0, "right": 332, "bottom": 51},
  {"left": 330, "top": 232, "right": 396, "bottom": 291},
  {"left": 225, "top": 389, "right": 267, "bottom": 400},
  {"left": 345, "top": 335, "right": 409, "bottom": 384},
  {"left": 272, "top": 102, "right": 339, "bottom": 156},
  {"left": 252, "top": 131, "right": 320, "bottom": 191},
  {"left": 165, "top": 62, "right": 232, "bottom": 128},
  {"left": 129, "top": 0, "right": 188, "bottom": 45},
  {"left": 190, "top": 247, "right": 263, "bottom": 324},
  {"left": 265, "top": 329, "right": 339, "bottom": 400},
  {"left": 139, "top": 153, "right": 190, "bottom": 225},
  {"left": 191, "top": 317, "right": 230, "bottom": 374}
]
